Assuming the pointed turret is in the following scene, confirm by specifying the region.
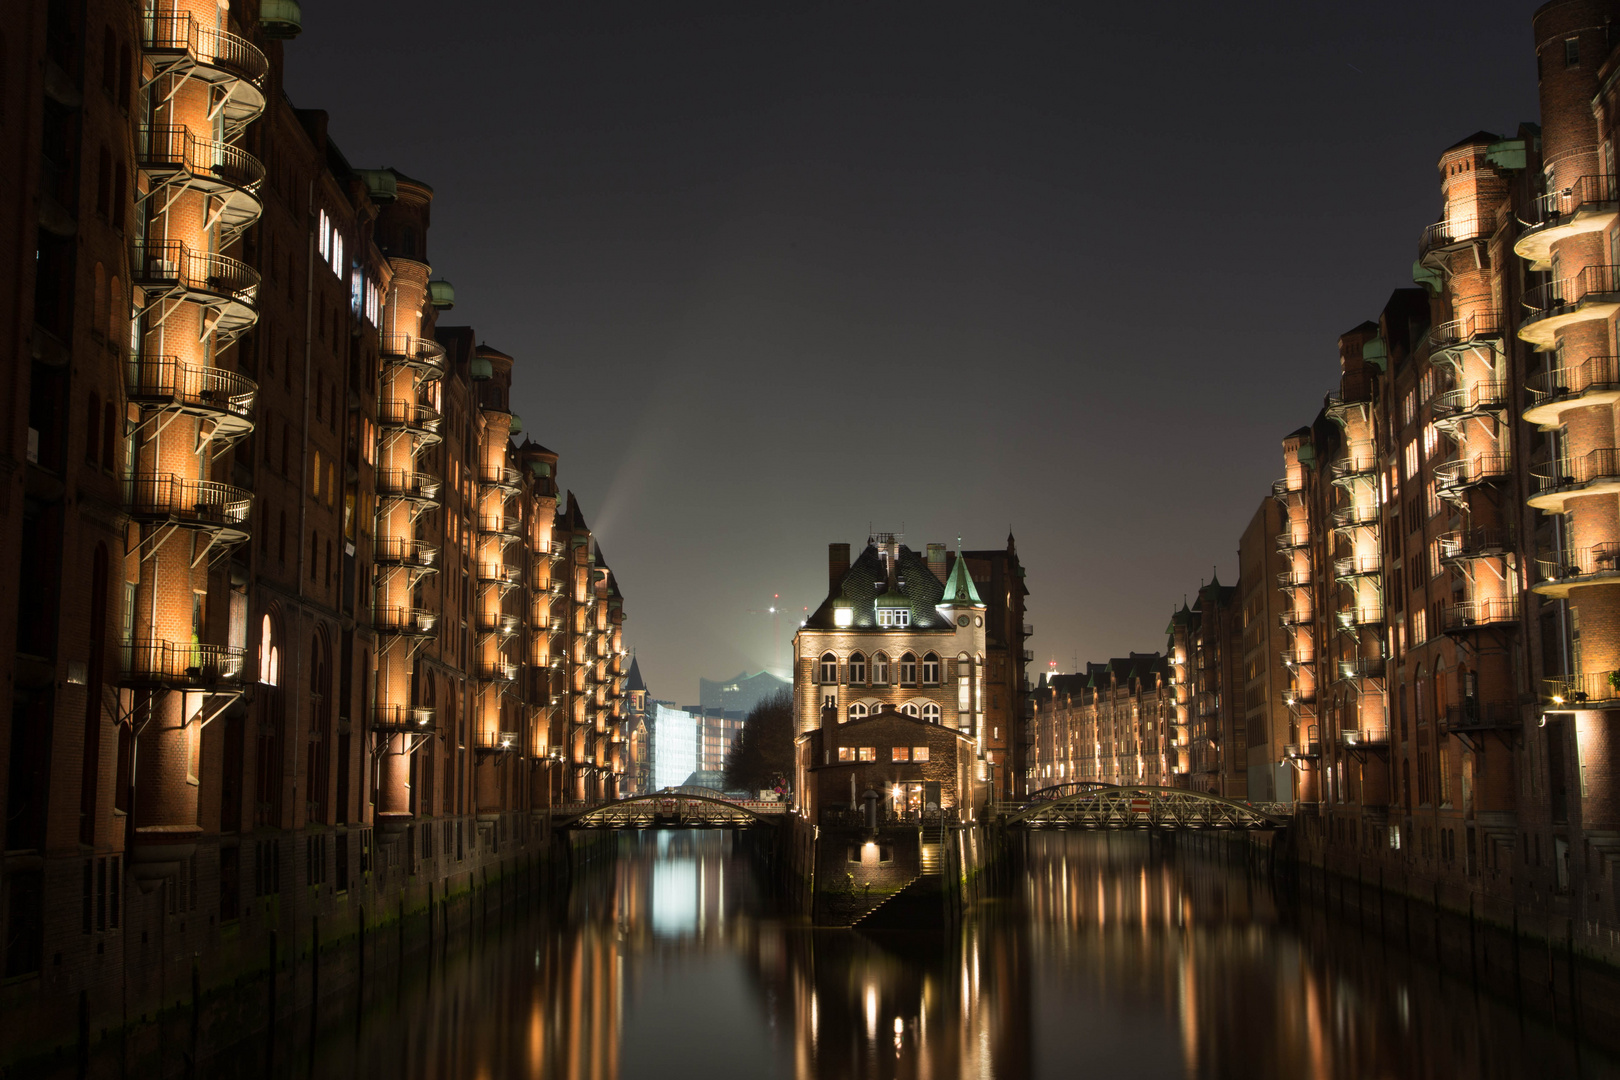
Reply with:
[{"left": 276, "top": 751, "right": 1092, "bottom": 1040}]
[{"left": 940, "top": 550, "right": 984, "bottom": 608}]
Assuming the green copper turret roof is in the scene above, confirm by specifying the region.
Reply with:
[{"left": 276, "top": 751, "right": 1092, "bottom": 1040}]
[{"left": 940, "top": 553, "right": 983, "bottom": 607}]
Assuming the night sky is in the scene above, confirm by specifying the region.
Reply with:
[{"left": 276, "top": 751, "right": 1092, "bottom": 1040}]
[{"left": 285, "top": 1, "right": 1535, "bottom": 702}]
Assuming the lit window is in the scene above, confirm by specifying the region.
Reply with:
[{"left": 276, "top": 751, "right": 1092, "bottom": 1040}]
[
  {"left": 838, "top": 746, "right": 854, "bottom": 762},
  {"left": 922, "top": 703, "right": 941, "bottom": 724},
  {"left": 818, "top": 652, "right": 838, "bottom": 683},
  {"left": 900, "top": 652, "right": 917, "bottom": 685},
  {"left": 922, "top": 652, "right": 940, "bottom": 684},
  {"left": 891, "top": 747, "right": 911, "bottom": 762},
  {"left": 872, "top": 653, "right": 890, "bottom": 685},
  {"left": 876, "top": 605, "right": 910, "bottom": 628},
  {"left": 913, "top": 746, "right": 930, "bottom": 762},
  {"left": 258, "top": 614, "right": 279, "bottom": 685},
  {"left": 848, "top": 652, "right": 867, "bottom": 684},
  {"left": 857, "top": 747, "right": 876, "bottom": 762}
]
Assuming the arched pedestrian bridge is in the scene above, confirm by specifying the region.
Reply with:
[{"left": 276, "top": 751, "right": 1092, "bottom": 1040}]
[
  {"left": 1004, "top": 785, "right": 1291, "bottom": 831},
  {"left": 557, "top": 791, "right": 787, "bottom": 830}
]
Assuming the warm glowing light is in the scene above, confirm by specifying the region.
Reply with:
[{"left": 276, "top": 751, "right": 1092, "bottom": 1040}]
[{"left": 834, "top": 606, "right": 854, "bottom": 627}]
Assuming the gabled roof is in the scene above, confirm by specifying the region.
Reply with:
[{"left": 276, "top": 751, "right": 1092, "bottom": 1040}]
[
  {"left": 626, "top": 656, "right": 646, "bottom": 693},
  {"left": 803, "top": 543, "right": 955, "bottom": 631}
]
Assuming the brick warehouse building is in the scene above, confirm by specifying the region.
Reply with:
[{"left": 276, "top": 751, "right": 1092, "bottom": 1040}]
[
  {"left": 0, "top": 0, "right": 630, "bottom": 1056},
  {"left": 1022, "top": 0, "right": 1620, "bottom": 961}
]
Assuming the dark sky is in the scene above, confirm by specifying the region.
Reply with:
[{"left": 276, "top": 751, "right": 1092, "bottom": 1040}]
[{"left": 285, "top": 1, "right": 1535, "bottom": 702}]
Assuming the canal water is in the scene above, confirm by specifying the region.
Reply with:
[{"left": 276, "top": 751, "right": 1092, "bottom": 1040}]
[{"left": 189, "top": 831, "right": 1620, "bottom": 1078}]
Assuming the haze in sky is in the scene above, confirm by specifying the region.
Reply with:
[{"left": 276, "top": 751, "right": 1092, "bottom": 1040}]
[{"left": 284, "top": 1, "right": 1536, "bottom": 699}]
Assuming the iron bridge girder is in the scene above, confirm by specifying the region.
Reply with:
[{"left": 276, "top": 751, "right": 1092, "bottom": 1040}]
[{"left": 1008, "top": 785, "right": 1289, "bottom": 830}]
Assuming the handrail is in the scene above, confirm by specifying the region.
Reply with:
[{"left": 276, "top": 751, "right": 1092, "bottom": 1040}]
[
  {"left": 373, "top": 703, "right": 435, "bottom": 730},
  {"left": 140, "top": 12, "right": 269, "bottom": 87},
  {"left": 478, "top": 464, "right": 524, "bottom": 488},
  {"left": 1441, "top": 597, "right": 1519, "bottom": 630},
  {"left": 136, "top": 125, "right": 264, "bottom": 191},
  {"left": 478, "top": 657, "right": 519, "bottom": 681},
  {"left": 127, "top": 355, "right": 255, "bottom": 421},
  {"left": 1418, "top": 216, "right": 1489, "bottom": 258},
  {"left": 1425, "top": 309, "right": 1503, "bottom": 353},
  {"left": 475, "top": 562, "right": 522, "bottom": 585},
  {"left": 374, "top": 606, "right": 438, "bottom": 635},
  {"left": 125, "top": 472, "right": 251, "bottom": 526},
  {"left": 1523, "top": 263, "right": 1620, "bottom": 316},
  {"left": 1434, "top": 381, "right": 1508, "bottom": 416},
  {"left": 478, "top": 513, "right": 521, "bottom": 535},
  {"left": 1330, "top": 504, "right": 1379, "bottom": 529},
  {"left": 1537, "top": 543, "right": 1620, "bottom": 583},
  {"left": 379, "top": 333, "right": 448, "bottom": 373},
  {"left": 130, "top": 240, "right": 260, "bottom": 305},
  {"left": 1527, "top": 356, "right": 1620, "bottom": 405},
  {"left": 1335, "top": 606, "right": 1384, "bottom": 628},
  {"left": 1526, "top": 173, "right": 1619, "bottom": 226},
  {"left": 476, "top": 611, "right": 521, "bottom": 635},
  {"left": 1333, "top": 554, "right": 1382, "bottom": 578},
  {"left": 121, "top": 640, "right": 245, "bottom": 684},
  {"left": 1546, "top": 673, "right": 1620, "bottom": 707},
  {"left": 378, "top": 399, "right": 442, "bottom": 432},
  {"left": 1533, "top": 447, "right": 1620, "bottom": 493},
  {"left": 373, "top": 537, "right": 438, "bottom": 568},
  {"left": 1433, "top": 452, "right": 1512, "bottom": 488},
  {"left": 1437, "top": 528, "right": 1511, "bottom": 562},
  {"left": 1337, "top": 656, "right": 1387, "bottom": 680},
  {"left": 375, "top": 468, "right": 440, "bottom": 501}
]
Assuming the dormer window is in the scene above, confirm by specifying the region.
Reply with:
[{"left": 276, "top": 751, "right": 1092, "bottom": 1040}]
[{"left": 877, "top": 607, "right": 909, "bottom": 627}]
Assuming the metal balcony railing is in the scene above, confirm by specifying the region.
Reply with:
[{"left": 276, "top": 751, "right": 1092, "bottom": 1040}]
[
  {"left": 1337, "top": 656, "right": 1387, "bottom": 681},
  {"left": 478, "top": 464, "right": 524, "bottom": 490},
  {"left": 1425, "top": 309, "right": 1504, "bottom": 354},
  {"left": 125, "top": 472, "right": 252, "bottom": 530},
  {"left": 1279, "top": 650, "right": 1314, "bottom": 669},
  {"left": 1340, "top": 727, "right": 1389, "bottom": 748},
  {"left": 379, "top": 333, "right": 448, "bottom": 377},
  {"left": 374, "top": 537, "right": 437, "bottom": 569},
  {"left": 1328, "top": 454, "right": 1378, "bottom": 482},
  {"left": 137, "top": 125, "right": 264, "bottom": 194},
  {"left": 1433, "top": 381, "right": 1508, "bottom": 418},
  {"left": 1418, "top": 216, "right": 1490, "bottom": 258},
  {"left": 1441, "top": 597, "right": 1519, "bottom": 632},
  {"left": 1279, "top": 608, "right": 1314, "bottom": 629},
  {"left": 1275, "top": 529, "right": 1311, "bottom": 552},
  {"left": 375, "top": 468, "right": 440, "bottom": 503},
  {"left": 1277, "top": 568, "right": 1312, "bottom": 588},
  {"left": 378, "top": 399, "right": 442, "bottom": 437},
  {"left": 1527, "top": 356, "right": 1620, "bottom": 410},
  {"left": 1437, "top": 528, "right": 1512, "bottom": 564},
  {"left": 1335, "top": 606, "right": 1384, "bottom": 630},
  {"left": 374, "top": 606, "right": 438, "bottom": 637},
  {"left": 120, "top": 641, "right": 245, "bottom": 687},
  {"left": 477, "top": 611, "right": 521, "bottom": 635},
  {"left": 127, "top": 355, "right": 255, "bottom": 428},
  {"left": 475, "top": 562, "right": 522, "bottom": 586},
  {"left": 130, "top": 240, "right": 260, "bottom": 308},
  {"left": 372, "top": 703, "right": 435, "bottom": 732},
  {"left": 140, "top": 12, "right": 268, "bottom": 87},
  {"left": 1533, "top": 448, "right": 1620, "bottom": 497},
  {"left": 1546, "top": 673, "right": 1620, "bottom": 708},
  {"left": 1333, "top": 554, "right": 1382, "bottom": 579},
  {"left": 1537, "top": 543, "right": 1620, "bottom": 587},
  {"left": 478, "top": 513, "right": 521, "bottom": 537},
  {"left": 1444, "top": 702, "right": 1519, "bottom": 732},
  {"left": 1284, "top": 725, "right": 1322, "bottom": 760},
  {"left": 478, "top": 657, "right": 518, "bottom": 682},
  {"left": 1434, "top": 452, "right": 1512, "bottom": 492},
  {"left": 1330, "top": 504, "right": 1380, "bottom": 530},
  {"left": 1526, "top": 174, "right": 1619, "bottom": 226},
  {"left": 1523, "top": 264, "right": 1620, "bottom": 318}
]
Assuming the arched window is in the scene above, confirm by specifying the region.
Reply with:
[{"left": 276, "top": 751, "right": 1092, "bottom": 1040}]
[
  {"left": 957, "top": 653, "right": 973, "bottom": 714},
  {"left": 818, "top": 652, "right": 838, "bottom": 684},
  {"left": 848, "top": 702, "right": 868, "bottom": 722},
  {"left": 847, "top": 651, "right": 867, "bottom": 685},
  {"left": 902, "top": 702, "right": 920, "bottom": 718},
  {"left": 258, "top": 613, "right": 280, "bottom": 685},
  {"left": 922, "top": 652, "right": 941, "bottom": 685},
  {"left": 871, "top": 652, "right": 889, "bottom": 685},
  {"left": 922, "top": 702, "right": 941, "bottom": 723},
  {"left": 85, "top": 392, "right": 100, "bottom": 463},
  {"left": 899, "top": 652, "right": 917, "bottom": 686}
]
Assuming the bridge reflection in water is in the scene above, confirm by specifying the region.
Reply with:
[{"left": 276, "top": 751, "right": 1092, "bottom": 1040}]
[{"left": 265, "top": 831, "right": 1601, "bottom": 1080}]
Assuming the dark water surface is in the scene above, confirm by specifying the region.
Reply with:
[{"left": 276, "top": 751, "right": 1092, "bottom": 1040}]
[{"left": 216, "top": 831, "right": 1617, "bottom": 1079}]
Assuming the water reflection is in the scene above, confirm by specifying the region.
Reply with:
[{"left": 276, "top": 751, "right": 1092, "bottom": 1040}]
[{"left": 240, "top": 830, "right": 1618, "bottom": 1079}]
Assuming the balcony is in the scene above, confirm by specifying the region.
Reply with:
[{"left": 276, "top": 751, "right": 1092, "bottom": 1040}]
[
  {"left": 474, "top": 731, "right": 521, "bottom": 755},
  {"left": 1271, "top": 476, "right": 1306, "bottom": 507},
  {"left": 1337, "top": 656, "right": 1387, "bottom": 681},
  {"left": 1529, "top": 448, "right": 1620, "bottom": 511},
  {"left": 125, "top": 472, "right": 251, "bottom": 543},
  {"left": 478, "top": 513, "right": 521, "bottom": 538},
  {"left": 1443, "top": 701, "right": 1519, "bottom": 733},
  {"left": 1276, "top": 568, "right": 1312, "bottom": 590},
  {"left": 1325, "top": 372, "right": 1376, "bottom": 424},
  {"left": 476, "top": 611, "right": 521, "bottom": 636},
  {"left": 1524, "top": 355, "right": 1620, "bottom": 428},
  {"left": 1284, "top": 725, "right": 1322, "bottom": 761},
  {"left": 126, "top": 355, "right": 255, "bottom": 441},
  {"left": 136, "top": 126, "right": 264, "bottom": 237},
  {"left": 1334, "top": 606, "right": 1384, "bottom": 633},
  {"left": 475, "top": 561, "right": 522, "bottom": 587},
  {"left": 139, "top": 12, "right": 267, "bottom": 130},
  {"left": 1438, "top": 528, "right": 1512, "bottom": 566},
  {"left": 1432, "top": 381, "right": 1509, "bottom": 427},
  {"left": 1418, "top": 215, "right": 1492, "bottom": 263},
  {"left": 1275, "top": 529, "right": 1311, "bottom": 553},
  {"left": 479, "top": 464, "right": 524, "bottom": 492},
  {"left": 119, "top": 641, "right": 245, "bottom": 689},
  {"left": 1424, "top": 310, "right": 1504, "bottom": 358},
  {"left": 1545, "top": 673, "right": 1620, "bottom": 710},
  {"left": 373, "top": 703, "right": 435, "bottom": 734},
  {"left": 1278, "top": 607, "right": 1314, "bottom": 629},
  {"left": 130, "top": 241, "right": 259, "bottom": 339},
  {"left": 1533, "top": 543, "right": 1620, "bottom": 598},
  {"left": 373, "top": 537, "right": 438, "bottom": 572},
  {"left": 1441, "top": 597, "right": 1519, "bottom": 634},
  {"left": 1433, "top": 452, "right": 1512, "bottom": 500},
  {"left": 379, "top": 333, "right": 449, "bottom": 380},
  {"left": 1279, "top": 649, "right": 1314, "bottom": 669},
  {"left": 1339, "top": 727, "right": 1389, "bottom": 750},
  {"left": 1514, "top": 174, "right": 1620, "bottom": 270},
  {"left": 1330, "top": 504, "right": 1380, "bottom": 532},
  {"left": 375, "top": 468, "right": 441, "bottom": 505},
  {"left": 374, "top": 606, "right": 438, "bottom": 639},
  {"left": 378, "top": 399, "right": 443, "bottom": 444},
  {"left": 478, "top": 657, "right": 518, "bottom": 683},
  {"left": 1328, "top": 456, "right": 1378, "bottom": 489},
  {"left": 1333, "top": 553, "right": 1382, "bottom": 581},
  {"left": 1520, "top": 264, "right": 1620, "bottom": 349}
]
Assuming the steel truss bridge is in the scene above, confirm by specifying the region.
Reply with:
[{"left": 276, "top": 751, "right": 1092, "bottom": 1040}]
[
  {"left": 558, "top": 791, "right": 786, "bottom": 830},
  {"left": 1006, "top": 785, "right": 1290, "bottom": 830}
]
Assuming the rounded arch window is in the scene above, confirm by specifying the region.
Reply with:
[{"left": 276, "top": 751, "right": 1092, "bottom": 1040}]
[
  {"left": 848, "top": 702, "right": 868, "bottom": 722},
  {"left": 922, "top": 702, "right": 941, "bottom": 723},
  {"left": 818, "top": 652, "right": 838, "bottom": 684},
  {"left": 922, "top": 652, "right": 941, "bottom": 685},
  {"left": 258, "top": 613, "right": 281, "bottom": 685},
  {"left": 848, "top": 651, "right": 867, "bottom": 685},
  {"left": 871, "top": 652, "right": 890, "bottom": 685},
  {"left": 899, "top": 652, "right": 918, "bottom": 685},
  {"left": 902, "top": 702, "right": 920, "bottom": 718}
]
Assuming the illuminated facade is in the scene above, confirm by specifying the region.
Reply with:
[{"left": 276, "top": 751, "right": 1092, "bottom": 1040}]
[
  {"left": 1026, "top": 657, "right": 1175, "bottom": 789},
  {"left": 0, "top": 0, "right": 627, "bottom": 1046}
]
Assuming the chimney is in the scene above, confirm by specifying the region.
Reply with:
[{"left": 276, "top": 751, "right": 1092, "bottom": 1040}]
[
  {"left": 828, "top": 543, "right": 850, "bottom": 592},
  {"left": 926, "top": 543, "right": 947, "bottom": 581},
  {"left": 821, "top": 698, "right": 838, "bottom": 764}
]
